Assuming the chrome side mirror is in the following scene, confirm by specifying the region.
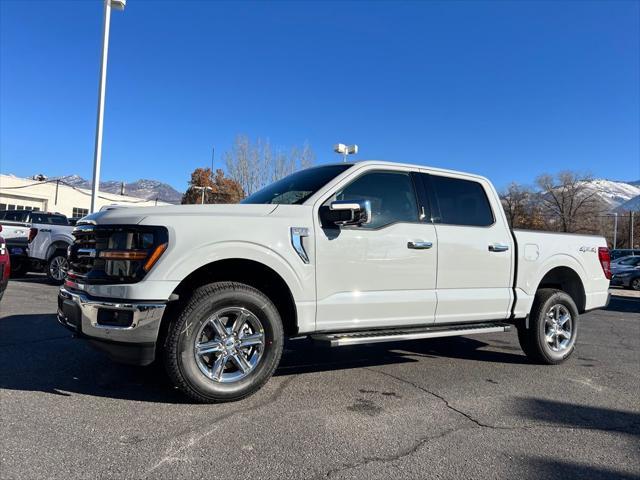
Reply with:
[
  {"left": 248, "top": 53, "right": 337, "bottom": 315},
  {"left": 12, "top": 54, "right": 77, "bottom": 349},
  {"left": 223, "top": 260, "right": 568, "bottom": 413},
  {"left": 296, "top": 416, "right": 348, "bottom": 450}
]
[{"left": 328, "top": 199, "right": 372, "bottom": 226}]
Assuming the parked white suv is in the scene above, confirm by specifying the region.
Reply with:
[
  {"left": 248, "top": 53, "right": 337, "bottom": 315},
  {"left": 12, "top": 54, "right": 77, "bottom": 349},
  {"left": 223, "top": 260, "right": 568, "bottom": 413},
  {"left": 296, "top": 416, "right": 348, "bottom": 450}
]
[{"left": 57, "top": 161, "right": 611, "bottom": 402}]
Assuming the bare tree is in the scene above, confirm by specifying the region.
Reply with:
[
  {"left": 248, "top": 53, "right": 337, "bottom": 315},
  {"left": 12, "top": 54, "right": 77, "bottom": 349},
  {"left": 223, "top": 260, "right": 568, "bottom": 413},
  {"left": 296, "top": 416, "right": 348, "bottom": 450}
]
[
  {"left": 224, "top": 135, "right": 316, "bottom": 195},
  {"left": 500, "top": 182, "right": 548, "bottom": 230},
  {"left": 501, "top": 182, "right": 530, "bottom": 228},
  {"left": 536, "top": 171, "right": 603, "bottom": 233}
]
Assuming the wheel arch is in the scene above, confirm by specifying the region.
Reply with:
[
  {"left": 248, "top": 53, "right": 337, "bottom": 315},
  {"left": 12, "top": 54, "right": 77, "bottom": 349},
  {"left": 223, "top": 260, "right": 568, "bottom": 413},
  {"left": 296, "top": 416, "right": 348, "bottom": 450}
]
[
  {"left": 46, "top": 240, "right": 71, "bottom": 260},
  {"left": 536, "top": 266, "right": 586, "bottom": 313},
  {"left": 160, "top": 258, "right": 300, "bottom": 346}
]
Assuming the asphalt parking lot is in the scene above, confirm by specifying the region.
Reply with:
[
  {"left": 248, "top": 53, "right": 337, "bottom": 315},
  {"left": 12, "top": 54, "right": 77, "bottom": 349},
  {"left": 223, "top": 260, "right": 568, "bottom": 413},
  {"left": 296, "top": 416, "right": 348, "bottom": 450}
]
[{"left": 1, "top": 277, "right": 638, "bottom": 480}]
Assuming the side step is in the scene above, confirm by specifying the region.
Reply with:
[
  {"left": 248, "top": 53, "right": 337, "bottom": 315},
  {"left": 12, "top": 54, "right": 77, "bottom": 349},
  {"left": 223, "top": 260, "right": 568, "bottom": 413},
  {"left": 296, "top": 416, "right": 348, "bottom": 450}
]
[{"left": 311, "top": 322, "right": 512, "bottom": 347}]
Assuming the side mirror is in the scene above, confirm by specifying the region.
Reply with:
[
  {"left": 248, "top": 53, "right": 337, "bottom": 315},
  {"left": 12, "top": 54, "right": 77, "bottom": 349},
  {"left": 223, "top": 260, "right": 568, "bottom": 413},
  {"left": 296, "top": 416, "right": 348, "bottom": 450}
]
[{"left": 321, "top": 199, "right": 372, "bottom": 227}]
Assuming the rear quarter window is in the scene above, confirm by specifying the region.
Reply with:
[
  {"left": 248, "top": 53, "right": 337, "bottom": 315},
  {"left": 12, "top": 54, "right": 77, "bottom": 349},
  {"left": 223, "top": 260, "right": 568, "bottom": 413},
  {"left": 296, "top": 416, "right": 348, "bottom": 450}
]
[{"left": 431, "top": 176, "right": 494, "bottom": 227}]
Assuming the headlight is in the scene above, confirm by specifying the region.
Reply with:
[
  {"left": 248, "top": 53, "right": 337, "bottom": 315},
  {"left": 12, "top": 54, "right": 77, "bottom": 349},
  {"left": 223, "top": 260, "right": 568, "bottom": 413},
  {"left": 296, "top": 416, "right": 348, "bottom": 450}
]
[{"left": 69, "top": 225, "right": 168, "bottom": 284}]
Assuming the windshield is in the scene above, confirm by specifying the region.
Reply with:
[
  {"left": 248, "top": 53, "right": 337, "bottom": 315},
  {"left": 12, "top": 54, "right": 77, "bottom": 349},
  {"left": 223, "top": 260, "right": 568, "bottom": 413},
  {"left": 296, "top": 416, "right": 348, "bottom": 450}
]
[{"left": 242, "top": 165, "right": 351, "bottom": 205}]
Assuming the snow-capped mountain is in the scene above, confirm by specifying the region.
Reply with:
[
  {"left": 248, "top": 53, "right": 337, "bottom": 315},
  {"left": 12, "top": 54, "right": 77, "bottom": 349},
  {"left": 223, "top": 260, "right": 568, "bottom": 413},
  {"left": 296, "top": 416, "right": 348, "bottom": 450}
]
[
  {"left": 54, "top": 175, "right": 182, "bottom": 204},
  {"left": 616, "top": 194, "right": 640, "bottom": 212},
  {"left": 580, "top": 179, "right": 640, "bottom": 210}
]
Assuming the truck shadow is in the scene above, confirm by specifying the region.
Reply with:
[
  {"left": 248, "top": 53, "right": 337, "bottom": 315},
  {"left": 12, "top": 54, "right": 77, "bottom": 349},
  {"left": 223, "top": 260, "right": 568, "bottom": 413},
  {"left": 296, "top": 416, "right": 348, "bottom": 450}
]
[
  {"left": 523, "top": 458, "right": 640, "bottom": 480},
  {"left": 7, "top": 274, "right": 51, "bottom": 285},
  {"left": 602, "top": 294, "right": 640, "bottom": 313},
  {"left": 0, "top": 313, "right": 526, "bottom": 403},
  {"left": 514, "top": 397, "right": 640, "bottom": 437},
  {"left": 275, "top": 335, "right": 529, "bottom": 377}
]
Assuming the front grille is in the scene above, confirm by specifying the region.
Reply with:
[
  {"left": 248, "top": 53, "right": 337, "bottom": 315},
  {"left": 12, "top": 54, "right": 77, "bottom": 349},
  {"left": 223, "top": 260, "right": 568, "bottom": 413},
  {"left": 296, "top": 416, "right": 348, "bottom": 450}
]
[{"left": 68, "top": 225, "right": 107, "bottom": 280}]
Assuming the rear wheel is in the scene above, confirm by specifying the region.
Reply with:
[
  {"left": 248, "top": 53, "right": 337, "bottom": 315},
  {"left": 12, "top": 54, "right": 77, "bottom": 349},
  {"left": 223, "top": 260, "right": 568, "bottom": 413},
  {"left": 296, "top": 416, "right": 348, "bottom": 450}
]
[
  {"left": 46, "top": 250, "right": 68, "bottom": 285},
  {"left": 518, "top": 288, "right": 578, "bottom": 365},
  {"left": 164, "top": 281, "right": 284, "bottom": 403},
  {"left": 631, "top": 277, "right": 640, "bottom": 291}
]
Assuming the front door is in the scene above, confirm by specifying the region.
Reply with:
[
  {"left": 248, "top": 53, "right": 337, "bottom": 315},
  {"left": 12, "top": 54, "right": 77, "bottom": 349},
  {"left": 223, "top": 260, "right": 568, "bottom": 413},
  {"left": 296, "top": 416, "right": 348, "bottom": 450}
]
[{"left": 314, "top": 168, "right": 438, "bottom": 332}]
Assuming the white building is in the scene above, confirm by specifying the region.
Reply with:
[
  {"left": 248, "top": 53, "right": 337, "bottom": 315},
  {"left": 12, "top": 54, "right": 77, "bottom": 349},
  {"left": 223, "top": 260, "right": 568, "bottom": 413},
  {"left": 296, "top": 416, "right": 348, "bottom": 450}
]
[{"left": 0, "top": 174, "right": 170, "bottom": 218}]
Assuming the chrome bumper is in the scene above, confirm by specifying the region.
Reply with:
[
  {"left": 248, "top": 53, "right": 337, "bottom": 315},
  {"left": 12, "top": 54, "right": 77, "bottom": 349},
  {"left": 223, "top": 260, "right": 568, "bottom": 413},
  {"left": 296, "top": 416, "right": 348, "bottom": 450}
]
[{"left": 57, "top": 286, "right": 167, "bottom": 344}]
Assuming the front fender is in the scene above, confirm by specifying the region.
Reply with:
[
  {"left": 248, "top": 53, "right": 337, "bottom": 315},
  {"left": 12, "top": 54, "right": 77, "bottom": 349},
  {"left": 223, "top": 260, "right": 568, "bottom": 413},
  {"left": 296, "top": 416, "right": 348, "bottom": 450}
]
[{"left": 156, "top": 240, "right": 312, "bottom": 304}]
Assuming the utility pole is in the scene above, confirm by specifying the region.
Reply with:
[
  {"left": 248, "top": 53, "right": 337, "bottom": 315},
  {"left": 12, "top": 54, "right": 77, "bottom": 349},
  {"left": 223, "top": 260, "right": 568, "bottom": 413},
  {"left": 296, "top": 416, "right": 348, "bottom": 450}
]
[
  {"left": 613, "top": 212, "right": 618, "bottom": 249},
  {"left": 90, "top": 0, "right": 126, "bottom": 213},
  {"left": 631, "top": 211, "right": 635, "bottom": 248},
  {"left": 211, "top": 146, "right": 215, "bottom": 173}
]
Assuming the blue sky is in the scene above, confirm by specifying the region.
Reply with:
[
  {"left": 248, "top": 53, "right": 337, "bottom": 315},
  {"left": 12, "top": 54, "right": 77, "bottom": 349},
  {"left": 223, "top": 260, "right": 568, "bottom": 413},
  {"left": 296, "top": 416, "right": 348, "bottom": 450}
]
[{"left": 1, "top": 0, "right": 638, "bottom": 192}]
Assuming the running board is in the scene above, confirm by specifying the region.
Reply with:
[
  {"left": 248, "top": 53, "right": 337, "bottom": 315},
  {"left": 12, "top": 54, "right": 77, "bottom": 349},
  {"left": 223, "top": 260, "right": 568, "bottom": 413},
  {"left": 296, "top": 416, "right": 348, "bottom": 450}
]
[{"left": 311, "top": 322, "right": 512, "bottom": 347}]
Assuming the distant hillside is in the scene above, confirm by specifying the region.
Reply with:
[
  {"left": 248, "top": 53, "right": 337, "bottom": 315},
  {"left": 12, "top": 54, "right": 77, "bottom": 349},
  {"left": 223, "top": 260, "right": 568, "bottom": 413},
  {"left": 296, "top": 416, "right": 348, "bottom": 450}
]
[
  {"left": 55, "top": 175, "right": 182, "bottom": 204},
  {"left": 578, "top": 179, "right": 640, "bottom": 210},
  {"left": 616, "top": 194, "right": 640, "bottom": 212}
]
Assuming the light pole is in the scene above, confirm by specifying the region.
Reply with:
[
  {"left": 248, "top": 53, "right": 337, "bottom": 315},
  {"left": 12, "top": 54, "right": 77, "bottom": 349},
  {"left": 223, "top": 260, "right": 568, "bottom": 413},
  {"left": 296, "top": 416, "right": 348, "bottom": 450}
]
[
  {"left": 333, "top": 143, "right": 359, "bottom": 162},
  {"left": 90, "top": 0, "right": 126, "bottom": 213},
  {"left": 193, "top": 186, "right": 213, "bottom": 204}
]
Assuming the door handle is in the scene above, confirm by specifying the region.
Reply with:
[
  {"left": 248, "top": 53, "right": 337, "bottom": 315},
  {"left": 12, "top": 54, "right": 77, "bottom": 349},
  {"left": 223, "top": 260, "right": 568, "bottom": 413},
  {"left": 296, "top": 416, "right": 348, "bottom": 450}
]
[
  {"left": 488, "top": 243, "right": 509, "bottom": 252},
  {"left": 407, "top": 241, "right": 433, "bottom": 250}
]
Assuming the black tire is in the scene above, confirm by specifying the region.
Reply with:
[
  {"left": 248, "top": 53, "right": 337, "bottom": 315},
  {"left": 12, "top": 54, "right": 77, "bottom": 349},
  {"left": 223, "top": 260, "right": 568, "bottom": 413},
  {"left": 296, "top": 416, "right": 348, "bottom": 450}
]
[
  {"left": 517, "top": 288, "right": 579, "bottom": 365},
  {"left": 46, "top": 250, "right": 69, "bottom": 285},
  {"left": 631, "top": 277, "right": 640, "bottom": 291},
  {"left": 163, "top": 281, "right": 284, "bottom": 403},
  {"left": 9, "top": 260, "right": 28, "bottom": 278}
]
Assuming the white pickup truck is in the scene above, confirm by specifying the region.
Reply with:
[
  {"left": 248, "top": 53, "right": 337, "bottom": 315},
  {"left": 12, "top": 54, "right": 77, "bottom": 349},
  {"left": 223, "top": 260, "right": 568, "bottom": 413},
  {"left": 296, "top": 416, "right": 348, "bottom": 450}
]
[
  {"left": 57, "top": 161, "right": 611, "bottom": 403},
  {"left": 0, "top": 210, "right": 73, "bottom": 280}
]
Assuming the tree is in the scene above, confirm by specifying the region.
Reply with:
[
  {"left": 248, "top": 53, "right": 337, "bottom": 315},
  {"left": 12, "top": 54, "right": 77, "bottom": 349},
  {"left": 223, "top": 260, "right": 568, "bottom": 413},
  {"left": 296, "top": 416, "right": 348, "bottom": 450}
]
[
  {"left": 182, "top": 168, "right": 245, "bottom": 204},
  {"left": 500, "top": 182, "right": 547, "bottom": 230},
  {"left": 535, "top": 171, "right": 602, "bottom": 233},
  {"left": 501, "top": 182, "right": 530, "bottom": 228},
  {"left": 224, "top": 135, "right": 316, "bottom": 195}
]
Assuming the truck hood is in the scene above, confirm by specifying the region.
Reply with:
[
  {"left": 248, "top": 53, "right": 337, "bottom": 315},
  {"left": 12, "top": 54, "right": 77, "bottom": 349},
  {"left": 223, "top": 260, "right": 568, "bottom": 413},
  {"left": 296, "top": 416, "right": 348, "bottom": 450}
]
[{"left": 80, "top": 204, "right": 279, "bottom": 226}]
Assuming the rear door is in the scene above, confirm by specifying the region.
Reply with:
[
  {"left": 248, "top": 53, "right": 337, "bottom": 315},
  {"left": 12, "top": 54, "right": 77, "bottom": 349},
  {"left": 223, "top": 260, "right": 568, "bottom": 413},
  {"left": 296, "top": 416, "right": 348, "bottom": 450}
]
[{"left": 418, "top": 173, "right": 513, "bottom": 323}]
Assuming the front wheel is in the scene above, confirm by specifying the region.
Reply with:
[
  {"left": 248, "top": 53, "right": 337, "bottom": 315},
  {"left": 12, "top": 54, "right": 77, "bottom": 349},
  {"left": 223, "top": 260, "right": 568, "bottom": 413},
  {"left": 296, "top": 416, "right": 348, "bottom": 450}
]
[
  {"left": 163, "top": 281, "right": 284, "bottom": 403},
  {"left": 517, "top": 288, "right": 578, "bottom": 365},
  {"left": 46, "top": 250, "right": 69, "bottom": 285},
  {"left": 630, "top": 278, "right": 640, "bottom": 291}
]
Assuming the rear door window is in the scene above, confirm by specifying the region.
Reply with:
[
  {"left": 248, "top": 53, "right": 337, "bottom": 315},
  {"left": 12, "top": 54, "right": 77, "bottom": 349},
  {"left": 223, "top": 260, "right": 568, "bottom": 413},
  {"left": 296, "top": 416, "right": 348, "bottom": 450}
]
[{"left": 430, "top": 175, "right": 494, "bottom": 227}]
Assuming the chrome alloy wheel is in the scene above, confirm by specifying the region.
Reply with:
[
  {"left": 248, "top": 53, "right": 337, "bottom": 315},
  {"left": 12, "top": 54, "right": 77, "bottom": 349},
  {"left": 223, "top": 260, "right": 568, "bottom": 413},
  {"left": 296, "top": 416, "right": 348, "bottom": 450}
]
[
  {"left": 194, "top": 307, "right": 265, "bottom": 383},
  {"left": 49, "top": 256, "right": 68, "bottom": 281},
  {"left": 544, "top": 304, "right": 573, "bottom": 352}
]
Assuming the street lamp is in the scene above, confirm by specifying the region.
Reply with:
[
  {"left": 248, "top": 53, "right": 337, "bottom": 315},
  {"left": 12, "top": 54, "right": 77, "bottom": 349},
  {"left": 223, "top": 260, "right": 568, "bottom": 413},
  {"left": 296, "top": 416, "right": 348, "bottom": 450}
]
[
  {"left": 193, "top": 186, "right": 213, "bottom": 204},
  {"left": 334, "top": 143, "right": 358, "bottom": 162},
  {"left": 90, "top": 0, "right": 126, "bottom": 213}
]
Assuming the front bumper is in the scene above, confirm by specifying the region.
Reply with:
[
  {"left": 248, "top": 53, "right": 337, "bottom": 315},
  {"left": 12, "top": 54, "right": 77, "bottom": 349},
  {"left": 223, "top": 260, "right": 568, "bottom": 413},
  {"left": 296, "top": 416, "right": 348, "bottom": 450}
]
[{"left": 57, "top": 286, "right": 167, "bottom": 365}]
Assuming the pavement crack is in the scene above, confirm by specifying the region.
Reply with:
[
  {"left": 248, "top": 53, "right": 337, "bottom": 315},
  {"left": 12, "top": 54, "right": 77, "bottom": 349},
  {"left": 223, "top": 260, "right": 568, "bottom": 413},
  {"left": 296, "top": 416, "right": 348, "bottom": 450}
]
[
  {"left": 312, "top": 426, "right": 469, "bottom": 480},
  {"left": 142, "top": 375, "right": 296, "bottom": 478},
  {"left": 368, "top": 368, "right": 503, "bottom": 429}
]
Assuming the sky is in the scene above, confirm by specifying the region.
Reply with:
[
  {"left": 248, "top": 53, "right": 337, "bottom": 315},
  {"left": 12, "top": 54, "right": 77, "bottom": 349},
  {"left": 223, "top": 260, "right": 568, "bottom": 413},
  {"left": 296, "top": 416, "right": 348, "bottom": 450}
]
[{"left": 1, "top": 0, "right": 639, "bottom": 193}]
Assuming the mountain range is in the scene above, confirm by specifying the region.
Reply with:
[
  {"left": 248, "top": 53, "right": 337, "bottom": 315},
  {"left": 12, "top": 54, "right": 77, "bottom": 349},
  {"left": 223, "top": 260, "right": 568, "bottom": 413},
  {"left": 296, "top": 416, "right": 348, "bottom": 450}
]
[
  {"left": 55, "top": 175, "right": 183, "bottom": 204},
  {"left": 50, "top": 174, "right": 640, "bottom": 211},
  {"left": 577, "top": 179, "right": 640, "bottom": 211}
]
